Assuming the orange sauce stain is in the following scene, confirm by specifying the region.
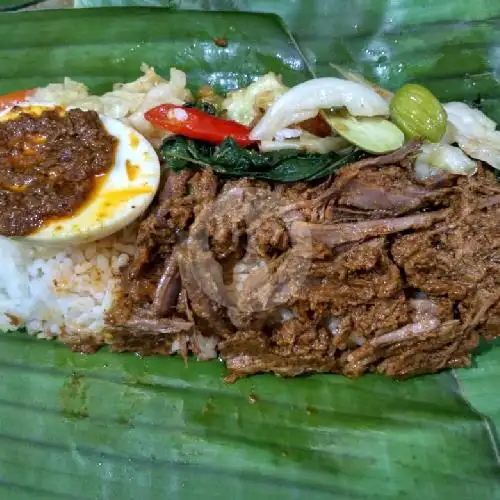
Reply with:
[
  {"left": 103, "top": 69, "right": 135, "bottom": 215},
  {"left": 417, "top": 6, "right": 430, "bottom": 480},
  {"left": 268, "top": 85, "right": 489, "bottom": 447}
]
[
  {"left": 22, "top": 134, "right": 46, "bottom": 155},
  {"left": 32, "top": 134, "right": 47, "bottom": 144},
  {"left": 23, "top": 144, "right": 36, "bottom": 155},
  {"left": 129, "top": 133, "right": 139, "bottom": 149},
  {"left": 101, "top": 186, "right": 153, "bottom": 205},
  {"left": 125, "top": 160, "right": 140, "bottom": 181},
  {"left": 0, "top": 104, "right": 65, "bottom": 122},
  {"left": 89, "top": 186, "right": 153, "bottom": 221},
  {"left": 42, "top": 174, "right": 111, "bottom": 232},
  {"left": 6, "top": 184, "right": 26, "bottom": 193},
  {"left": 5, "top": 313, "right": 21, "bottom": 326}
]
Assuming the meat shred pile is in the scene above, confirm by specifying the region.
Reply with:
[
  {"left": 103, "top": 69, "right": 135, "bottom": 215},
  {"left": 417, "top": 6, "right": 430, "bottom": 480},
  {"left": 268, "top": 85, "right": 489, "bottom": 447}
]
[{"left": 104, "top": 141, "right": 500, "bottom": 380}]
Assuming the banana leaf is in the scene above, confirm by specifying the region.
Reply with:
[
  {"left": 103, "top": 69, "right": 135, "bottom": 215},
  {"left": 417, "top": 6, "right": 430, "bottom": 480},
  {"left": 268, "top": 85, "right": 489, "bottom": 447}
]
[
  {"left": 0, "top": 7, "right": 500, "bottom": 500},
  {"left": 75, "top": 0, "right": 500, "bottom": 122},
  {"left": 78, "top": 0, "right": 500, "bottom": 439}
]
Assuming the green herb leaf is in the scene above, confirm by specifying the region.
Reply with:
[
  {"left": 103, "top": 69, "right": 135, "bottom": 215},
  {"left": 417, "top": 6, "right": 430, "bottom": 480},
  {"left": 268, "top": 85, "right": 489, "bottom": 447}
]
[
  {"left": 160, "top": 136, "right": 198, "bottom": 171},
  {"left": 160, "top": 136, "right": 367, "bottom": 183}
]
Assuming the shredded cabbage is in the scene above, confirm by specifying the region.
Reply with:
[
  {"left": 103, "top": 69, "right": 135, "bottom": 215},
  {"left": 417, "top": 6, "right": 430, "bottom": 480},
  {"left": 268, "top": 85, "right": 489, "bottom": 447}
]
[
  {"left": 30, "top": 64, "right": 192, "bottom": 144},
  {"left": 222, "top": 73, "right": 287, "bottom": 126}
]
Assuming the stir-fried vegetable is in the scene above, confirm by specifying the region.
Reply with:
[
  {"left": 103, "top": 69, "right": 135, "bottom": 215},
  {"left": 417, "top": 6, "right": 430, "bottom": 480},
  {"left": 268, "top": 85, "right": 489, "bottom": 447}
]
[
  {"left": 444, "top": 102, "right": 500, "bottom": 171},
  {"left": 250, "top": 77, "right": 390, "bottom": 141},
  {"left": 259, "top": 132, "right": 349, "bottom": 154},
  {"left": 196, "top": 85, "right": 224, "bottom": 113},
  {"left": 322, "top": 110, "right": 404, "bottom": 154},
  {"left": 414, "top": 143, "right": 477, "bottom": 179},
  {"left": 145, "top": 104, "right": 254, "bottom": 146},
  {"left": 223, "top": 73, "right": 287, "bottom": 126},
  {"left": 160, "top": 135, "right": 366, "bottom": 183},
  {"left": 390, "top": 83, "right": 447, "bottom": 142}
]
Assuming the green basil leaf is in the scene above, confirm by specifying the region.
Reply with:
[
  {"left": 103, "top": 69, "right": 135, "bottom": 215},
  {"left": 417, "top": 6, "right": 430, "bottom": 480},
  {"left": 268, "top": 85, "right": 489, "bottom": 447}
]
[
  {"left": 213, "top": 138, "right": 271, "bottom": 172},
  {"left": 160, "top": 136, "right": 368, "bottom": 182},
  {"left": 161, "top": 136, "right": 199, "bottom": 171}
]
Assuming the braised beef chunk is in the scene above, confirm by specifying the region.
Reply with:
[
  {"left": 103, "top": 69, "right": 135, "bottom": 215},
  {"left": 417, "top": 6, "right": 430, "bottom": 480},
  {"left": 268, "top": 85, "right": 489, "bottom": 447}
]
[
  {"left": 337, "top": 165, "right": 452, "bottom": 215},
  {"left": 107, "top": 147, "right": 500, "bottom": 380}
]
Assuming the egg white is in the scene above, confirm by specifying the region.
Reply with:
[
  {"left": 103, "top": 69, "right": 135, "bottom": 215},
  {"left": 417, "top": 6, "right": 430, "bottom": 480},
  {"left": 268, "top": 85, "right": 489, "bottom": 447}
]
[{"left": 0, "top": 103, "right": 161, "bottom": 245}]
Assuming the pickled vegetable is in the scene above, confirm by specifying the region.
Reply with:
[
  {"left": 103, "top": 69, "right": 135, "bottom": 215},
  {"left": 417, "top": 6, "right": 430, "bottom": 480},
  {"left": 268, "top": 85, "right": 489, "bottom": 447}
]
[
  {"left": 323, "top": 111, "right": 404, "bottom": 154},
  {"left": 390, "top": 83, "right": 447, "bottom": 142}
]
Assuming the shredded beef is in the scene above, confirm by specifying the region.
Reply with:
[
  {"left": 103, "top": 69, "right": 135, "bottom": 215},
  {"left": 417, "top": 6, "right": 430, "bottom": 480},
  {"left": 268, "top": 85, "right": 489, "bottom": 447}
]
[
  {"left": 249, "top": 216, "right": 290, "bottom": 258},
  {"left": 152, "top": 250, "right": 181, "bottom": 316},
  {"left": 337, "top": 165, "right": 453, "bottom": 215},
  {"left": 105, "top": 147, "right": 500, "bottom": 381}
]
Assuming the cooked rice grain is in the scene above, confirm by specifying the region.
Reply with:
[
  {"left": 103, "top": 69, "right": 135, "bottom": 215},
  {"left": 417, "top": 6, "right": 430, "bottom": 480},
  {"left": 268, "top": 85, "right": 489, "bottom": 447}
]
[
  {"left": 0, "top": 64, "right": 189, "bottom": 345},
  {"left": 0, "top": 230, "right": 136, "bottom": 345}
]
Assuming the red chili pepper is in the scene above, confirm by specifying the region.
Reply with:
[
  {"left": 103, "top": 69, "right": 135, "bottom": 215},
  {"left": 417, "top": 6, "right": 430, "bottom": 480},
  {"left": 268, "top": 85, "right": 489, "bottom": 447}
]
[
  {"left": 144, "top": 104, "right": 254, "bottom": 147},
  {"left": 0, "top": 89, "right": 35, "bottom": 111}
]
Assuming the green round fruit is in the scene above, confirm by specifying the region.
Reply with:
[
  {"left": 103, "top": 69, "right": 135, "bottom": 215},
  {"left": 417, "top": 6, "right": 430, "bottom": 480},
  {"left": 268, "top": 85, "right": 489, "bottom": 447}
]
[{"left": 390, "top": 83, "right": 447, "bottom": 143}]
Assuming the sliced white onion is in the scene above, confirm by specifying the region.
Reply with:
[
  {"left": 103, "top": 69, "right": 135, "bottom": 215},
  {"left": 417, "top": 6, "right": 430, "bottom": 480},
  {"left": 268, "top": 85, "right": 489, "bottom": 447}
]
[
  {"left": 250, "top": 77, "right": 390, "bottom": 141},
  {"left": 288, "top": 109, "right": 319, "bottom": 125},
  {"left": 259, "top": 140, "right": 302, "bottom": 152},
  {"left": 274, "top": 128, "right": 302, "bottom": 141},
  {"left": 259, "top": 133, "right": 348, "bottom": 154}
]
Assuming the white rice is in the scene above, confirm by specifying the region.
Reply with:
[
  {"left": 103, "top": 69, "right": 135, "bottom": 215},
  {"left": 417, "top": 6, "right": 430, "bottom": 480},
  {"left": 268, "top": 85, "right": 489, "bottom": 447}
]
[
  {"left": 0, "top": 65, "right": 191, "bottom": 342},
  {"left": 0, "top": 230, "right": 136, "bottom": 343}
]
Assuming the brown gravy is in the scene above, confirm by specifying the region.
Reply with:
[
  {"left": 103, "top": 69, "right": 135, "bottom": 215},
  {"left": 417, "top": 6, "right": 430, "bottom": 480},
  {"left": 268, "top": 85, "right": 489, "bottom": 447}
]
[{"left": 0, "top": 106, "right": 116, "bottom": 236}]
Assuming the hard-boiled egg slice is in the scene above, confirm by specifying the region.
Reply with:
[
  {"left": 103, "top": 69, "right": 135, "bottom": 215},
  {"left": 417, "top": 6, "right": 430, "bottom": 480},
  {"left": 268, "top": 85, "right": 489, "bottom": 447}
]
[{"left": 0, "top": 103, "right": 161, "bottom": 245}]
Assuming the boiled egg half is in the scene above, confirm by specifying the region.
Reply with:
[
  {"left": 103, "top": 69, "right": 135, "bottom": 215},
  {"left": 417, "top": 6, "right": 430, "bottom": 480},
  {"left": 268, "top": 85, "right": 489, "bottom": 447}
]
[{"left": 0, "top": 103, "right": 161, "bottom": 245}]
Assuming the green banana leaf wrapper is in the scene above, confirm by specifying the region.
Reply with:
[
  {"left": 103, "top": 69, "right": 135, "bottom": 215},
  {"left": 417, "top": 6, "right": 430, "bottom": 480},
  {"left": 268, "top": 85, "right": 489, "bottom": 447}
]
[{"left": 0, "top": 6, "right": 499, "bottom": 499}]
